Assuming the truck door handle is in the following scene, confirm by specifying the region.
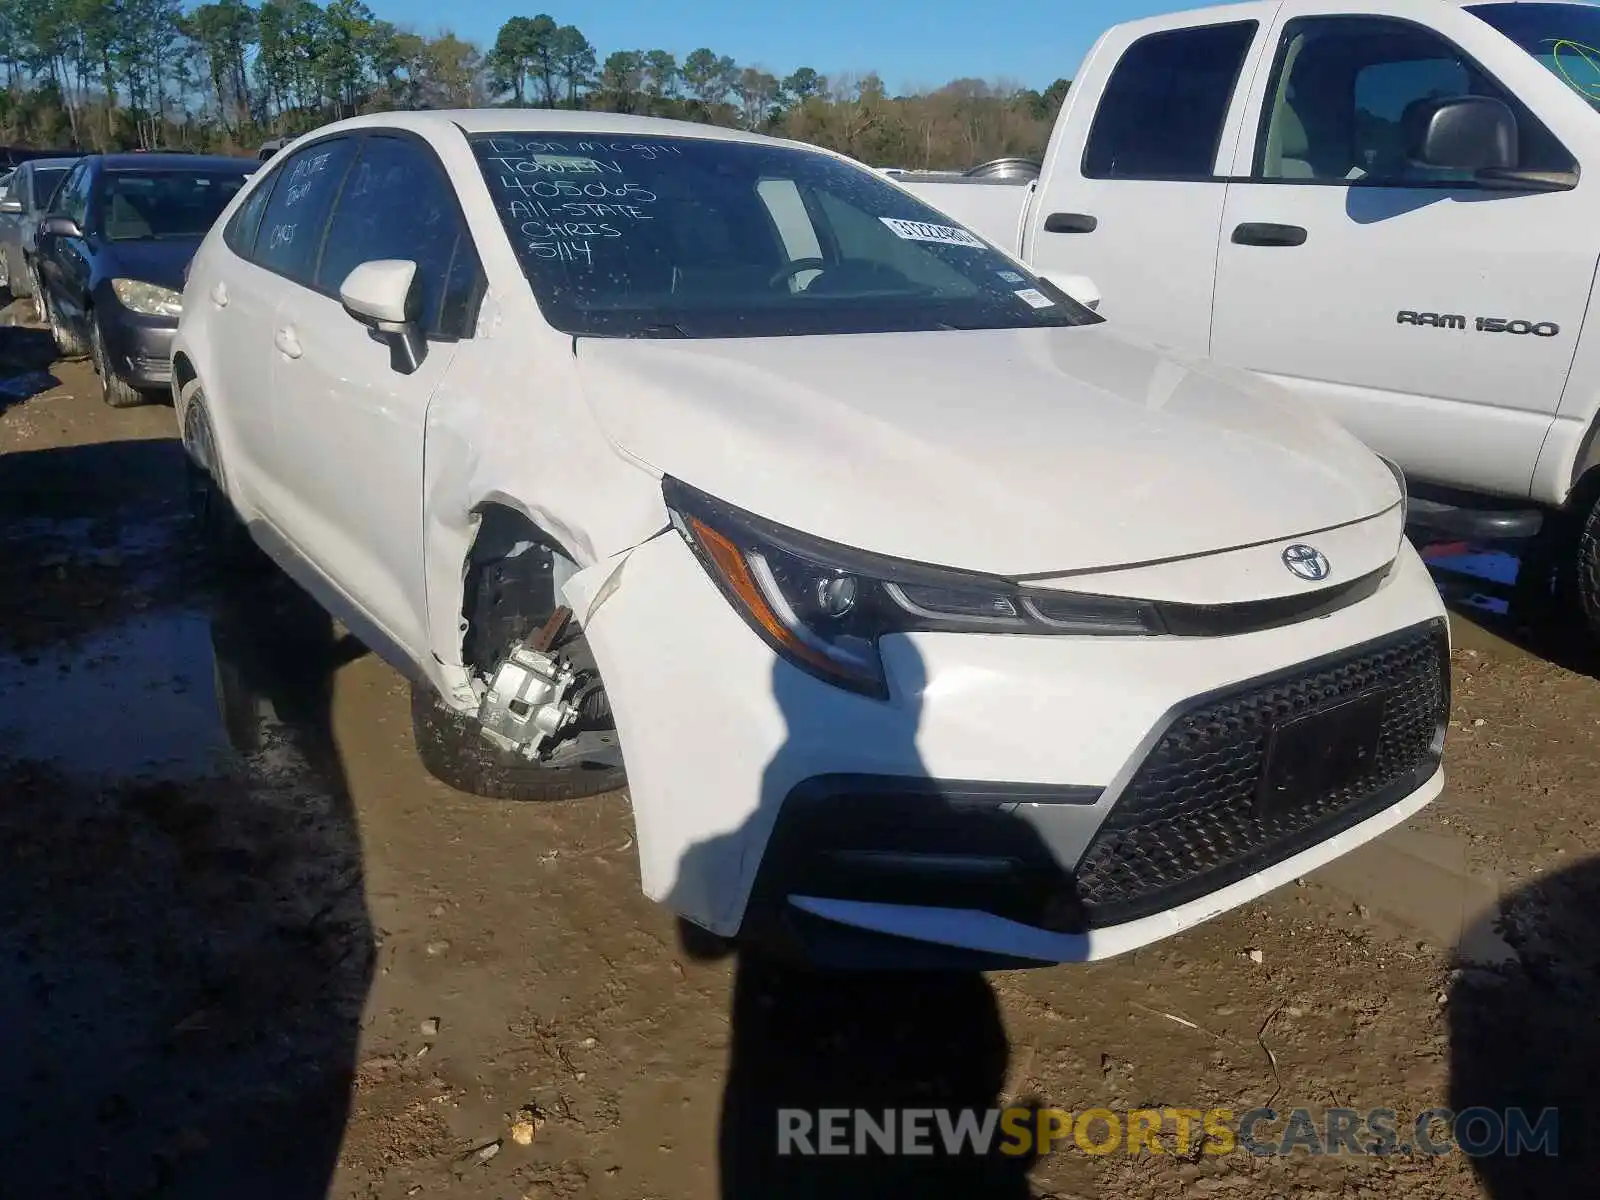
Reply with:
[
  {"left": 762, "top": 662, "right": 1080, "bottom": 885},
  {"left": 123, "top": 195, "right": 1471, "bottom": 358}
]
[
  {"left": 210, "top": 282, "right": 228, "bottom": 308},
  {"left": 1043, "top": 212, "right": 1098, "bottom": 234},
  {"left": 274, "top": 326, "right": 302, "bottom": 359},
  {"left": 1231, "top": 222, "right": 1307, "bottom": 247}
]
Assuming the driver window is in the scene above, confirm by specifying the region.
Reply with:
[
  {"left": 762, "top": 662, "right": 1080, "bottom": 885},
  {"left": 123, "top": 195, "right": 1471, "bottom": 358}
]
[
  {"left": 1257, "top": 16, "right": 1574, "bottom": 183},
  {"left": 54, "top": 164, "right": 90, "bottom": 224}
]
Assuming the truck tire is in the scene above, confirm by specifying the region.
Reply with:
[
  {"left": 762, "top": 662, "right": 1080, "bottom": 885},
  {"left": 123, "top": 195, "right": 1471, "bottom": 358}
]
[
  {"left": 409, "top": 682, "right": 626, "bottom": 801},
  {"left": 91, "top": 317, "right": 145, "bottom": 408},
  {"left": 1566, "top": 490, "right": 1600, "bottom": 644}
]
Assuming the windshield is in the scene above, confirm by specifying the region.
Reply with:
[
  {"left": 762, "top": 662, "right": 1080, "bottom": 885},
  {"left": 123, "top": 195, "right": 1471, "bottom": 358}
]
[
  {"left": 470, "top": 132, "right": 1100, "bottom": 339},
  {"left": 99, "top": 169, "right": 249, "bottom": 241},
  {"left": 1471, "top": 2, "right": 1600, "bottom": 109},
  {"left": 32, "top": 168, "right": 67, "bottom": 209}
]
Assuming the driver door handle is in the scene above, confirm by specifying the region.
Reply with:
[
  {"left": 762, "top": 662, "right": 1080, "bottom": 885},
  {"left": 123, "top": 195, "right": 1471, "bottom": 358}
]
[
  {"left": 1231, "top": 222, "right": 1308, "bottom": 247},
  {"left": 210, "top": 282, "right": 228, "bottom": 308},
  {"left": 274, "top": 326, "right": 302, "bottom": 359},
  {"left": 1043, "top": 212, "right": 1098, "bottom": 234}
]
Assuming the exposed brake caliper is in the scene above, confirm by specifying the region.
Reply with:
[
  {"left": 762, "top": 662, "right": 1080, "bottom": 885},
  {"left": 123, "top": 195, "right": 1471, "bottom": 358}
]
[{"left": 475, "top": 606, "right": 581, "bottom": 760}]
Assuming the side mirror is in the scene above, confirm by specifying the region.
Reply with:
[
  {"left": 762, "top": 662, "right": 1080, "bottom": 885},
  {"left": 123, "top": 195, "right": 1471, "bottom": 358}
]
[
  {"left": 0, "top": 196, "right": 21, "bottom": 215},
  {"left": 340, "top": 258, "right": 426, "bottom": 374},
  {"left": 38, "top": 215, "right": 82, "bottom": 239},
  {"left": 1409, "top": 95, "right": 1517, "bottom": 172},
  {"left": 1044, "top": 272, "right": 1101, "bottom": 312}
]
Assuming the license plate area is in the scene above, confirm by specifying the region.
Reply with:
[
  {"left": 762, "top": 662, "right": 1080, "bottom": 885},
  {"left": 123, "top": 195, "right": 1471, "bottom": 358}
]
[{"left": 1257, "top": 690, "right": 1388, "bottom": 818}]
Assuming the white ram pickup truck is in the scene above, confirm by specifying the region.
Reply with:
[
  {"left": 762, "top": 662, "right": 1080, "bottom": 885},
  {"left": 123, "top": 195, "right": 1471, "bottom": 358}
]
[{"left": 901, "top": 0, "right": 1600, "bottom": 633}]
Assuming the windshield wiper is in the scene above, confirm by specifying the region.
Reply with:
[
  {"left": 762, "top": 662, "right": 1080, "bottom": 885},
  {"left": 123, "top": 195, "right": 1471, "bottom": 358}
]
[{"left": 632, "top": 322, "right": 692, "bottom": 339}]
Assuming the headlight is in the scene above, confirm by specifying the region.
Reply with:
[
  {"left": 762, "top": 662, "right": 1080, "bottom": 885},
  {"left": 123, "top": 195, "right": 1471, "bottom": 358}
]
[
  {"left": 111, "top": 278, "right": 183, "bottom": 318},
  {"left": 1378, "top": 455, "right": 1408, "bottom": 523},
  {"left": 663, "top": 478, "right": 1159, "bottom": 698}
]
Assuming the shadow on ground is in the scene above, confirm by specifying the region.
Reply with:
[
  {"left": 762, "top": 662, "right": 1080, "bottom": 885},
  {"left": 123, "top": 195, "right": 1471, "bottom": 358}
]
[
  {"left": 0, "top": 314, "right": 58, "bottom": 413},
  {"left": 0, "top": 434, "right": 373, "bottom": 1198},
  {"left": 1450, "top": 854, "right": 1600, "bottom": 1196},
  {"left": 1420, "top": 537, "right": 1600, "bottom": 677},
  {"left": 674, "top": 651, "right": 1043, "bottom": 1198}
]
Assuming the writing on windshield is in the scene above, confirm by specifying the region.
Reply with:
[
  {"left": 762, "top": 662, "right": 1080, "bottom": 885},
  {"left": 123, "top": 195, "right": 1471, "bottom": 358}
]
[{"left": 470, "top": 132, "right": 1100, "bottom": 340}]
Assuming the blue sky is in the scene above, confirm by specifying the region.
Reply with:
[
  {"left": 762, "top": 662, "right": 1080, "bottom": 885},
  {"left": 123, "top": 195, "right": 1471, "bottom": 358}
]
[{"left": 374, "top": 0, "right": 1195, "bottom": 93}]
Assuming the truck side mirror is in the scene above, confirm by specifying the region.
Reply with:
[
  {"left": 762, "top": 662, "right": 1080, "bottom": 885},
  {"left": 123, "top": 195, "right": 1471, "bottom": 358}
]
[{"left": 1408, "top": 95, "right": 1518, "bottom": 172}]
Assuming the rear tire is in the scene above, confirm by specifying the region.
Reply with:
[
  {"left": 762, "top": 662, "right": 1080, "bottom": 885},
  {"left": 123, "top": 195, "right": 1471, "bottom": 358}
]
[
  {"left": 410, "top": 683, "right": 626, "bottom": 802},
  {"left": 91, "top": 317, "right": 144, "bottom": 408},
  {"left": 180, "top": 381, "right": 269, "bottom": 575}
]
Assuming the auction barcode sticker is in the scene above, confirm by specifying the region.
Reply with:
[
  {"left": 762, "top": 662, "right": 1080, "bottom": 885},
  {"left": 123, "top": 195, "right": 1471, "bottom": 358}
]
[{"left": 880, "top": 217, "right": 986, "bottom": 248}]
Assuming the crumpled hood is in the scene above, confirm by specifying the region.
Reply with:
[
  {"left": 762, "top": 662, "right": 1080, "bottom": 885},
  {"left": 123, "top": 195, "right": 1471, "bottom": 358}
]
[{"left": 575, "top": 324, "right": 1399, "bottom": 577}]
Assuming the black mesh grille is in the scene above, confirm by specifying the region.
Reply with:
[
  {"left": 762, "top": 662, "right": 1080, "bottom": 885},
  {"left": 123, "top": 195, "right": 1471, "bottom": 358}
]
[{"left": 1074, "top": 619, "right": 1449, "bottom": 929}]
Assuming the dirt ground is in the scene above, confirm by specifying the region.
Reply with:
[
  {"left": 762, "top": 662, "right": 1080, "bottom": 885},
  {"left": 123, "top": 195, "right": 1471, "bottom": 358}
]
[{"left": 3, "top": 300, "right": 1599, "bottom": 1200}]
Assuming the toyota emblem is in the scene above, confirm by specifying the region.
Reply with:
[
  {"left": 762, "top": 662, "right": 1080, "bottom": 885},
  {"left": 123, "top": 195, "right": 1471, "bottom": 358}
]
[{"left": 1282, "top": 544, "right": 1330, "bottom": 581}]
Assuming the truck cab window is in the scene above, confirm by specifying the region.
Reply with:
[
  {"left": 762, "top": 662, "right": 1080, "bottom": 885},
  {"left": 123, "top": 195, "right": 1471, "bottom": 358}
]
[
  {"left": 1257, "top": 16, "right": 1574, "bottom": 183},
  {"left": 1082, "top": 21, "right": 1259, "bottom": 180}
]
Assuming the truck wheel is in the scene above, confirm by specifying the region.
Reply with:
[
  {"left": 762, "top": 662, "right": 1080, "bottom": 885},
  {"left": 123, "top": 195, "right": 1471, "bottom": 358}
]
[
  {"left": 1563, "top": 488, "right": 1600, "bottom": 644},
  {"left": 91, "top": 317, "right": 145, "bottom": 408},
  {"left": 409, "top": 683, "right": 626, "bottom": 801}
]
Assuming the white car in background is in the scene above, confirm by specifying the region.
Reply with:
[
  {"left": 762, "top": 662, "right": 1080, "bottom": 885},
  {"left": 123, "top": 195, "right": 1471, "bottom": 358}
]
[{"left": 170, "top": 110, "right": 1449, "bottom": 968}]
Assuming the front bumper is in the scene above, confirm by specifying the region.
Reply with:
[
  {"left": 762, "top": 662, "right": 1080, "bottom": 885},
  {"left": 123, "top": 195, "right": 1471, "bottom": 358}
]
[
  {"left": 577, "top": 531, "right": 1449, "bottom": 963},
  {"left": 100, "top": 308, "right": 176, "bottom": 389}
]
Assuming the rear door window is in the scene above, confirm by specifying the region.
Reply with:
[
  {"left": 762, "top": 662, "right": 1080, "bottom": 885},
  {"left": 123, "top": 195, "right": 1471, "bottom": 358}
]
[
  {"left": 225, "top": 172, "right": 276, "bottom": 258},
  {"left": 1082, "top": 22, "right": 1260, "bottom": 179},
  {"left": 254, "top": 137, "right": 357, "bottom": 285}
]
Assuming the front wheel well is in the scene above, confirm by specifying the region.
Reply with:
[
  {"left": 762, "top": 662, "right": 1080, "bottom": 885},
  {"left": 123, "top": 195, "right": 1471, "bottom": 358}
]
[
  {"left": 173, "top": 352, "right": 197, "bottom": 397},
  {"left": 459, "top": 502, "right": 583, "bottom": 678}
]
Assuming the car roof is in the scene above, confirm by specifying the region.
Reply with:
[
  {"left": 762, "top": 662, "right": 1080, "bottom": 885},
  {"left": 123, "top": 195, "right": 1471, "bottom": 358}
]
[
  {"left": 96, "top": 153, "right": 257, "bottom": 171},
  {"left": 24, "top": 157, "right": 80, "bottom": 170},
  {"left": 305, "top": 108, "right": 809, "bottom": 152}
]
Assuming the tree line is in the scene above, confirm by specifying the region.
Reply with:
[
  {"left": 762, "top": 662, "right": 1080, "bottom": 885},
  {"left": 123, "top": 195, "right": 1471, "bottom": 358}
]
[{"left": 0, "top": 0, "right": 1071, "bottom": 170}]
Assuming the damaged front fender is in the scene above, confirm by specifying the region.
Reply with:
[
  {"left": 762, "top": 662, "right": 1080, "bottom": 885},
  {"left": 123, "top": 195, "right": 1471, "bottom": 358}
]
[{"left": 418, "top": 367, "right": 671, "bottom": 682}]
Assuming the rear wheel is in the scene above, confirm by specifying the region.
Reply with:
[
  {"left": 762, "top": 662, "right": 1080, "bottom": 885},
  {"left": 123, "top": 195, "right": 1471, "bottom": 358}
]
[
  {"left": 180, "top": 381, "right": 269, "bottom": 574},
  {"left": 410, "top": 683, "right": 626, "bottom": 801},
  {"left": 90, "top": 316, "right": 144, "bottom": 408}
]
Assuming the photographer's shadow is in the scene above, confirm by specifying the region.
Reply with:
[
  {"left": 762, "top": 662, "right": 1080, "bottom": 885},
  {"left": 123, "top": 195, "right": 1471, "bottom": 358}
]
[
  {"left": 1449, "top": 855, "right": 1600, "bottom": 1195},
  {"left": 675, "top": 645, "right": 1044, "bottom": 1198}
]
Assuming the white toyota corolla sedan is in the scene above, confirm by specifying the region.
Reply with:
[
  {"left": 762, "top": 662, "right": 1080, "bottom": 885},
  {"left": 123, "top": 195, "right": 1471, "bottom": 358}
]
[{"left": 171, "top": 110, "right": 1450, "bottom": 969}]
